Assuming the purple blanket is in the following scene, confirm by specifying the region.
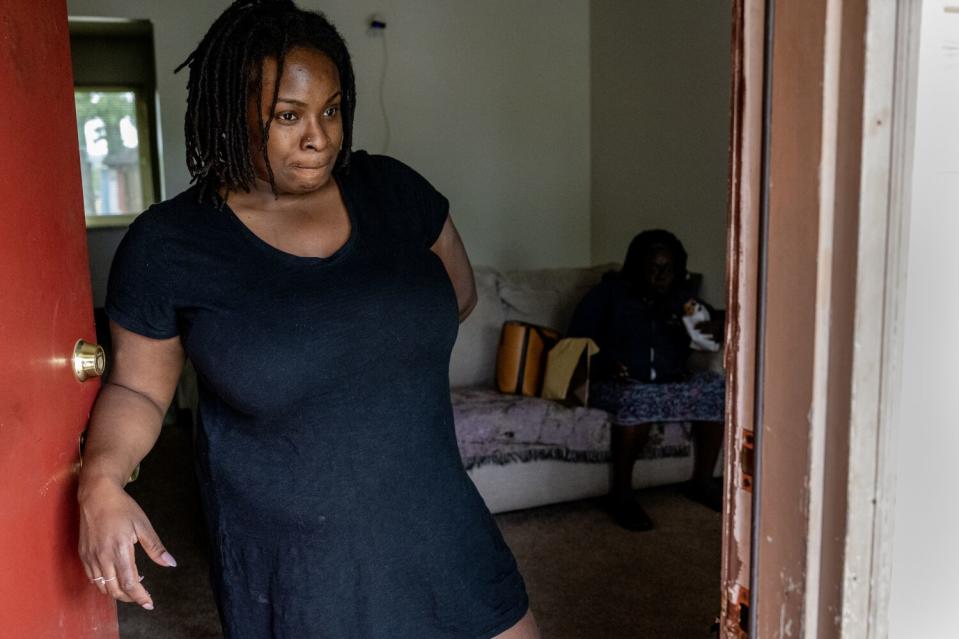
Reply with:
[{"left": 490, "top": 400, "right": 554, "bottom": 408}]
[{"left": 452, "top": 388, "right": 692, "bottom": 470}]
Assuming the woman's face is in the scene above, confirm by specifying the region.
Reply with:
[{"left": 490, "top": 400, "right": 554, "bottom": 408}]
[
  {"left": 643, "top": 245, "right": 676, "bottom": 296},
  {"left": 247, "top": 47, "right": 344, "bottom": 195}
]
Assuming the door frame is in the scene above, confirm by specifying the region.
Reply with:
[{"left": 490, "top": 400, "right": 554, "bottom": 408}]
[
  {"left": 719, "top": 0, "right": 765, "bottom": 635},
  {"left": 720, "top": 0, "right": 921, "bottom": 636},
  {"left": 834, "top": 2, "right": 922, "bottom": 637}
]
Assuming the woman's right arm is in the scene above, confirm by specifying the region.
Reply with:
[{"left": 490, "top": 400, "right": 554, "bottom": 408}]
[{"left": 77, "top": 321, "right": 186, "bottom": 610}]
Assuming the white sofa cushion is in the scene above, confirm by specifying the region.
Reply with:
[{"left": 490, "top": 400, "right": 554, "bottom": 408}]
[
  {"left": 499, "top": 263, "right": 619, "bottom": 333},
  {"left": 449, "top": 266, "right": 504, "bottom": 388}
]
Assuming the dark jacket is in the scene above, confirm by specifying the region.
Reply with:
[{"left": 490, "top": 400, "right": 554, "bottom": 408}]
[{"left": 567, "top": 271, "right": 693, "bottom": 383}]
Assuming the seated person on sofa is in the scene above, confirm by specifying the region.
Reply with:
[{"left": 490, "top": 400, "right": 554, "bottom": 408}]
[{"left": 568, "top": 229, "right": 725, "bottom": 531}]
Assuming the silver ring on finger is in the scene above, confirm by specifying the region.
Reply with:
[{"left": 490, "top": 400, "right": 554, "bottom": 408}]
[
  {"left": 101, "top": 576, "right": 117, "bottom": 583},
  {"left": 90, "top": 576, "right": 105, "bottom": 584}
]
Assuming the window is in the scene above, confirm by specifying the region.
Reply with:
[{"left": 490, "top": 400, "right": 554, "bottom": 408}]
[
  {"left": 69, "top": 18, "right": 159, "bottom": 227},
  {"left": 75, "top": 88, "right": 154, "bottom": 217}
]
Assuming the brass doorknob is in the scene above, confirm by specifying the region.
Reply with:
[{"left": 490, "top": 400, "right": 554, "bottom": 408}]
[{"left": 73, "top": 339, "right": 106, "bottom": 382}]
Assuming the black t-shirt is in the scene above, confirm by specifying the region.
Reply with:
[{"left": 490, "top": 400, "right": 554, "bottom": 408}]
[
  {"left": 568, "top": 272, "right": 692, "bottom": 383},
  {"left": 105, "top": 151, "right": 529, "bottom": 638}
]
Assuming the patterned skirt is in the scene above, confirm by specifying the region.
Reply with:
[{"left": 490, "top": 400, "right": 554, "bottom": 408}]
[{"left": 591, "top": 370, "right": 726, "bottom": 427}]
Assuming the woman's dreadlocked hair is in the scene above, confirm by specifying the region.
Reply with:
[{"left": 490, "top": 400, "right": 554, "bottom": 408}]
[{"left": 175, "top": 0, "right": 356, "bottom": 203}]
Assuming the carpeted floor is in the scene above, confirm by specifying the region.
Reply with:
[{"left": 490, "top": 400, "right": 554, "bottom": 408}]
[{"left": 117, "top": 421, "right": 721, "bottom": 638}]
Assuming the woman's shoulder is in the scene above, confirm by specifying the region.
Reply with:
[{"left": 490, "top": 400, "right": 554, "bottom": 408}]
[
  {"left": 124, "top": 185, "right": 224, "bottom": 244},
  {"left": 346, "top": 149, "right": 412, "bottom": 173},
  {"left": 345, "top": 150, "right": 434, "bottom": 188},
  {"left": 572, "top": 271, "right": 627, "bottom": 313},
  {"left": 343, "top": 150, "right": 449, "bottom": 244},
  {"left": 132, "top": 185, "right": 211, "bottom": 228},
  {"left": 589, "top": 271, "right": 629, "bottom": 298}
]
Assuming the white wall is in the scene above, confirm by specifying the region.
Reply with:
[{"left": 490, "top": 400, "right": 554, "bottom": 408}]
[
  {"left": 68, "top": 0, "right": 592, "bottom": 273},
  {"left": 590, "top": 0, "right": 731, "bottom": 306},
  {"left": 888, "top": 2, "right": 959, "bottom": 637}
]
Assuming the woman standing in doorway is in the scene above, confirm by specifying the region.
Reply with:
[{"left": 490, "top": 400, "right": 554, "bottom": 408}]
[{"left": 76, "top": 2, "right": 540, "bottom": 637}]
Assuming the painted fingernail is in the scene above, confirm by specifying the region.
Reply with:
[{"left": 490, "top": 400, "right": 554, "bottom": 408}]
[
  {"left": 161, "top": 552, "right": 177, "bottom": 567},
  {"left": 142, "top": 602, "right": 154, "bottom": 610}
]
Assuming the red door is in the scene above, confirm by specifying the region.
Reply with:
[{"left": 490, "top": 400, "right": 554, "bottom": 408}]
[{"left": 0, "top": 0, "right": 118, "bottom": 636}]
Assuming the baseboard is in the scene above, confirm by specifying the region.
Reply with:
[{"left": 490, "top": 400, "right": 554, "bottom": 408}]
[{"left": 467, "top": 457, "right": 698, "bottom": 514}]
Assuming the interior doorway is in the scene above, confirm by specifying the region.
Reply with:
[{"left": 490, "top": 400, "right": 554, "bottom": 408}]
[{"left": 72, "top": 1, "right": 740, "bottom": 638}]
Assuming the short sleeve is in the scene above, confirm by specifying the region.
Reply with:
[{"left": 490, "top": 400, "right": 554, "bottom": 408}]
[
  {"left": 373, "top": 155, "right": 450, "bottom": 247},
  {"left": 104, "top": 214, "right": 179, "bottom": 339},
  {"left": 420, "top": 183, "right": 450, "bottom": 247}
]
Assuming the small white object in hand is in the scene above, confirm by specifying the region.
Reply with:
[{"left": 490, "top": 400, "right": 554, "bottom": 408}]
[{"left": 682, "top": 299, "right": 720, "bottom": 352}]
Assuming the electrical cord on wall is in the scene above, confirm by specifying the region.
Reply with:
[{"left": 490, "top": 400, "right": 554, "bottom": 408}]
[{"left": 369, "top": 17, "right": 390, "bottom": 154}]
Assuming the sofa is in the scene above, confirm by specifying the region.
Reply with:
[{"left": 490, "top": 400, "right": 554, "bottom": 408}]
[{"left": 449, "top": 264, "right": 722, "bottom": 514}]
